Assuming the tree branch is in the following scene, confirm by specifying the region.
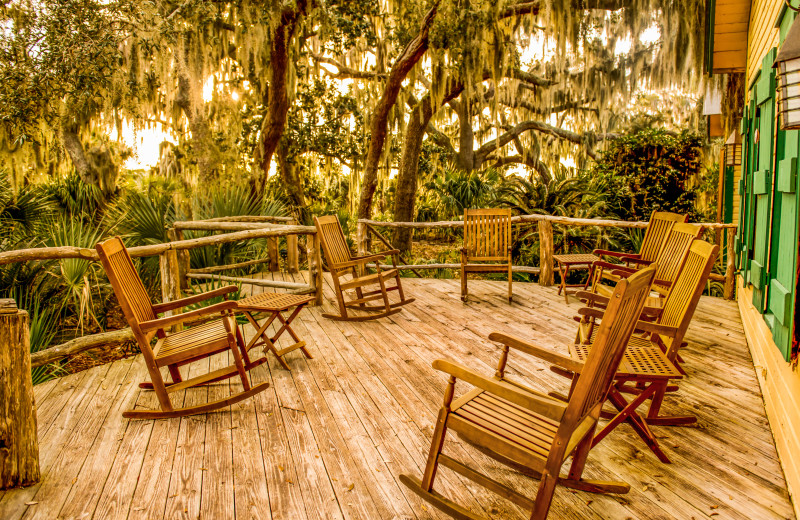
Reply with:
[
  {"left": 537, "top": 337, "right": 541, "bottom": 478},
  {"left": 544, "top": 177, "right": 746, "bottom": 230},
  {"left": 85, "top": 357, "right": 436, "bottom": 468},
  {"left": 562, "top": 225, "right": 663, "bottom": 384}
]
[{"left": 311, "top": 54, "right": 388, "bottom": 80}]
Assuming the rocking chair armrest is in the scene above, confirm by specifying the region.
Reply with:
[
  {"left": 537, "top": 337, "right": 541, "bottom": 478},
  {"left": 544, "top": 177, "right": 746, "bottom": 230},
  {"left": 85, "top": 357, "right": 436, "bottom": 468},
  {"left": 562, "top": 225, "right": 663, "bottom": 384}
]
[
  {"left": 153, "top": 285, "right": 238, "bottom": 313},
  {"left": 140, "top": 301, "right": 238, "bottom": 331},
  {"left": 352, "top": 249, "right": 400, "bottom": 261},
  {"left": 576, "top": 307, "right": 605, "bottom": 321},
  {"left": 591, "top": 259, "right": 626, "bottom": 272},
  {"left": 605, "top": 265, "right": 637, "bottom": 277},
  {"left": 635, "top": 320, "right": 679, "bottom": 337},
  {"left": 488, "top": 333, "right": 583, "bottom": 374},
  {"left": 335, "top": 253, "right": 388, "bottom": 270},
  {"left": 592, "top": 249, "right": 636, "bottom": 260},
  {"left": 618, "top": 255, "right": 651, "bottom": 266},
  {"left": 574, "top": 290, "right": 610, "bottom": 308},
  {"left": 432, "top": 359, "right": 566, "bottom": 422}
]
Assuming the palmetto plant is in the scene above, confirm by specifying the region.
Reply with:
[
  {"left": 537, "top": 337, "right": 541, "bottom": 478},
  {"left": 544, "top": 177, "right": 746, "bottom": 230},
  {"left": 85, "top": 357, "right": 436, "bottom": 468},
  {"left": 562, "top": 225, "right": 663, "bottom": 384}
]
[
  {"left": 42, "top": 172, "right": 105, "bottom": 220},
  {"left": 46, "top": 217, "right": 105, "bottom": 333},
  {"left": 422, "top": 166, "right": 503, "bottom": 220},
  {"left": 114, "top": 187, "right": 177, "bottom": 245},
  {"left": 189, "top": 185, "right": 288, "bottom": 270},
  {"left": 497, "top": 171, "right": 626, "bottom": 263}
]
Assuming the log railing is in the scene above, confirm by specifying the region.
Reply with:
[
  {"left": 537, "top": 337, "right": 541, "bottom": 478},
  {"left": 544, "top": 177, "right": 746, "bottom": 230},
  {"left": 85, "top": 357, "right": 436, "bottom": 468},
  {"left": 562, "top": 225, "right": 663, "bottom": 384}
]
[
  {"left": 357, "top": 215, "right": 738, "bottom": 299},
  {"left": 1, "top": 218, "right": 323, "bottom": 368}
]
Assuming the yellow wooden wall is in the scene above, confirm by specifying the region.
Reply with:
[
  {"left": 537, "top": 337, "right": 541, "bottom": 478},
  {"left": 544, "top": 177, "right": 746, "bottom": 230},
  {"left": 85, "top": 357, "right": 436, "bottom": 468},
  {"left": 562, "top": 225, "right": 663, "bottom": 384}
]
[
  {"left": 747, "top": 0, "right": 782, "bottom": 85},
  {"left": 739, "top": 279, "right": 800, "bottom": 518}
]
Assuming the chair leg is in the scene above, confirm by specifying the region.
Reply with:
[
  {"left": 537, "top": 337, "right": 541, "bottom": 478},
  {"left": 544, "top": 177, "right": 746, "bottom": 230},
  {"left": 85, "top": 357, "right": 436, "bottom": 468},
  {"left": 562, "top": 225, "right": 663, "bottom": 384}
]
[
  {"left": 645, "top": 381, "right": 697, "bottom": 426},
  {"left": 334, "top": 280, "right": 349, "bottom": 319},
  {"left": 566, "top": 428, "right": 594, "bottom": 481},
  {"left": 421, "top": 406, "right": 450, "bottom": 491},
  {"left": 508, "top": 263, "right": 513, "bottom": 303},
  {"left": 530, "top": 471, "right": 558, "bottom": 520},
  {"left": 223, "top": 315, "right": 251, "bottom": 392},
  {"left": 461, "top": 267, "right": 468, "bottom": 302},
  {"left": 355, "top": 286, "right": 366, "bottom": 309},
  {"left": 378, "top": 275, "right": 392, "bottom": 313},
  {"left": 394, "top": 272, "right": 407, "bottom": 302},
  {"left": 168, "top": 365, "right": 183, "bottom": 384}
]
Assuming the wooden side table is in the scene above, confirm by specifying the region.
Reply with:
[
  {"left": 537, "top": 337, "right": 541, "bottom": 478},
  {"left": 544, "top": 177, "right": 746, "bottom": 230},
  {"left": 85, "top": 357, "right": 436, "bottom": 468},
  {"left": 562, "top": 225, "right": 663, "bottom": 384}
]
[
  {"left": 236, "top": 292, "right": 315, "bottom": 370},
  {"left": 552, "top": 253, "right": 600, "bottom": 304}
]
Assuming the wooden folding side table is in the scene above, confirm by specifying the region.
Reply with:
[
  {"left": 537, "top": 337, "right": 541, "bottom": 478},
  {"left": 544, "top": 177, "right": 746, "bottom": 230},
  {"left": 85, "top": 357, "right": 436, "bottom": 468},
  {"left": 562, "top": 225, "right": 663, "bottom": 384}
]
[
  {"left": 552, "top": 253, "right": 600, "bottom": 304},
  {"left": 236, "top": 292, "right": 315, "bottom": 370}
]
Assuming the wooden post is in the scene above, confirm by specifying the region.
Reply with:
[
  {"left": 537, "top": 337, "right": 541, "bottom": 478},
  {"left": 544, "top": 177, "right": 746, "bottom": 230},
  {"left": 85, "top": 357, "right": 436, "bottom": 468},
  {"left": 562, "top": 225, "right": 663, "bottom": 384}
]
[
  {"left": 356, "top": 222, "right": 368, "bottom": 257},
  {"left": 172, "top": 228, "right": 190, "bottom": 291},
  {"left": 267, "top": 237, "right": 279, "bottom": 272},
  {"left": 287, "top": 220, "right": 299, "bottom": 273},
  {"left": 159, "top": 248, "right": 182, "bottom": 330},
  {"left": 538, "top": 221, "right": 554, "bottom": 286},
  {"left": 0, "top": 299, "right": 40, "bottom": 489},
  {"left": 309, "top": 232, "right": 324, "bottom": 305},
  {"left": 724, "top": 227, "right": 737, "bottom": 300}
]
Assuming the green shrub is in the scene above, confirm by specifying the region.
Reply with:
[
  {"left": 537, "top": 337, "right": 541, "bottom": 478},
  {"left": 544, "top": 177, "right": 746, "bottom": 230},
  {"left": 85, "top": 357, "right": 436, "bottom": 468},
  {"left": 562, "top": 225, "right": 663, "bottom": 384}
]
[{"left": 587, "top": 129, "right": 704, "bottom": 221}]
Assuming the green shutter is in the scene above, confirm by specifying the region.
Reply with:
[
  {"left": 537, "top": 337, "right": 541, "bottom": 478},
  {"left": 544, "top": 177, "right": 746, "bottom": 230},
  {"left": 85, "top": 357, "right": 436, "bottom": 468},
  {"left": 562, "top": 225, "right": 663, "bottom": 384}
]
[
  {"left": 778, "top": 157, "right": 797, "bottom": 193},
  {"left": 769, "top": 279, "right": 793, "bottom": 326},
  {"left": 754, "top": 169, "right": 772, "bottom": 194}
]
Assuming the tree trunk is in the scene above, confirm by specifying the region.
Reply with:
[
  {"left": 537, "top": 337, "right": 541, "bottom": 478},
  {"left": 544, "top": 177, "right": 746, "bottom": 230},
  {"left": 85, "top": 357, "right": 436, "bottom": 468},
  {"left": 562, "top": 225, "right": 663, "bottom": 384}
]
[
  {"left": 276, "top": 139, "right": 311, "bottom": 225},
  {"left": 175, "top": 63, "right": 223, "bottom": 182},
  {"left": 256, "top": 0, "right": 308, "bottom": 196},
  {"left": 357, "top": 3, "right": 439, "bottom": 220},
  {"left": 456, "top": 99, "right": 475, "bottom": 171},
  {"left": 393, "top": 81, "right": 465, "bottom": 252},
  {"left": 61, "top": 122, "right": 119, "bottom": 197},
  {"left": 392, "top": 107, "right": 428, "bottom": 251}
]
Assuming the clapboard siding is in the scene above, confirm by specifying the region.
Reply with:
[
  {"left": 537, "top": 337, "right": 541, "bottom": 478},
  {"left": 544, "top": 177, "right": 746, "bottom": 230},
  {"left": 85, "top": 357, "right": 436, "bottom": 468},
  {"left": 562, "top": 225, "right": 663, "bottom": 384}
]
[{"left": 747, "top": 0, "right": 781, "bottom": 86}]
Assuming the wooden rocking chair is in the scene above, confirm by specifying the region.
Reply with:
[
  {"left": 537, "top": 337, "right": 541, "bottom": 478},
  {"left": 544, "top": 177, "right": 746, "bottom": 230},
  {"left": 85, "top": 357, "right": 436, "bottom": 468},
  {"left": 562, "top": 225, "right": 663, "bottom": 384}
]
[
  {"left": 460, "top": 208, "right": 513, "bottom": 302},
  {"left": 314, "top": 215, "right": 414, "bottom": 321},
  {"left": 96, "top": 237, "right": 269, "bottom": 419},
  {"left": 593, "top": 210, "right": 686, "bottom": 264},
  {"left": 565, "top": 241, "right": 719, "bottom": 462},
  {"left": 587, "top": 222, "right": 702, "bottom": 303},
  {"left": 400, "top": 267, "right": 656, "bottom": 520}
]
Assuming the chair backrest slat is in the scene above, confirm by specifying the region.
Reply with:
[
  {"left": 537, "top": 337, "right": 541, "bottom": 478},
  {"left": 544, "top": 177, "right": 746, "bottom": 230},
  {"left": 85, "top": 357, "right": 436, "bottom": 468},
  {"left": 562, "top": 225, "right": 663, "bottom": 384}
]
[
  {"left": 314, "top": 215, "right": 354, "bottom": 269},
  {"left": 638, "top": 211, "right": 688, "bottom": 262},
  {"left": 463, "top": 209, "right": 512, "bottom": 261},
  {"left": 564, "top": 266, "right": 656, "bottom": 423},
  {"left": 657, "top": 240, "right": 718, "bottom": 357},
  {"left": 652, "top": 223, "right": 702, "bottom": 285},
  {"left": 96, "top": 237, "right": 156, "bottom": 328}
]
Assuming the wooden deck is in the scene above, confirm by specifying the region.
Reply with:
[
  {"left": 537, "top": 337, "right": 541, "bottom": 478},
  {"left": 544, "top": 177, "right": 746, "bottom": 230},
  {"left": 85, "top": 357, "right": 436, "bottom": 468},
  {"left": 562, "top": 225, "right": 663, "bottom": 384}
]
[{"left": 0, "top": 274, "right": 795, "bottom": 520}]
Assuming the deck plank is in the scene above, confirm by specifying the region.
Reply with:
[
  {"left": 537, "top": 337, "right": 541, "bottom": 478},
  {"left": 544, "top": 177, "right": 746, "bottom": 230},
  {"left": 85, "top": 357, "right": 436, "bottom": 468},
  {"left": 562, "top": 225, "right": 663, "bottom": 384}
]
[
  {"left": 1, "top": 277, "right": 794, "bottom": 520},
  {"left": 0, "top": 362, "right": 112, "bottom": 520},
  {"left": 21, "top": 359, "right": 135, "bottom": 520},
  {"left": 163, "top": 357, "right": 211, "bottom": 520}
]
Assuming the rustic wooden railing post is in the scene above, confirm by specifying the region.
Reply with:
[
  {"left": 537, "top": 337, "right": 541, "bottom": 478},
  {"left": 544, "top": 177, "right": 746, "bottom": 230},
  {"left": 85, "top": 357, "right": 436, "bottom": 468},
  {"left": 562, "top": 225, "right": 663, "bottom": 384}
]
[
  {"left": 308, "top": 233, "right": 324, "bottom": 305},
  {"left": 159, "top": 245, "right": 182, "bottom": 331},
  {"left": 538, "top": 220, "right": 554, "bottom": 286},
  {"left": 0, "top": 299, "right": 40, "bottom": 489},
  {"left": 356, "top": 222, "right": 368, "bottom": 257},
  {"left": 171, "top": 228, "right": 190, "bottom": 291},
  {"left": 267, "top": 237, "right": 279, "bottom": 272},
  {"left": 724, "top": 227, "right": 737, "bottom": 300},
  {"left": 287, "top": 221, "right": 299, "bottom": 273}
]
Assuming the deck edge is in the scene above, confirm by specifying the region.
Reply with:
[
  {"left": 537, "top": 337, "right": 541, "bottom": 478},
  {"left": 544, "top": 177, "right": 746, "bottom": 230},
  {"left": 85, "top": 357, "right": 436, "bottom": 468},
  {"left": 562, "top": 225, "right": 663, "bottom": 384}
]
[{"left": 739, "top": 277, "right": 800, "bottom": 519}]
